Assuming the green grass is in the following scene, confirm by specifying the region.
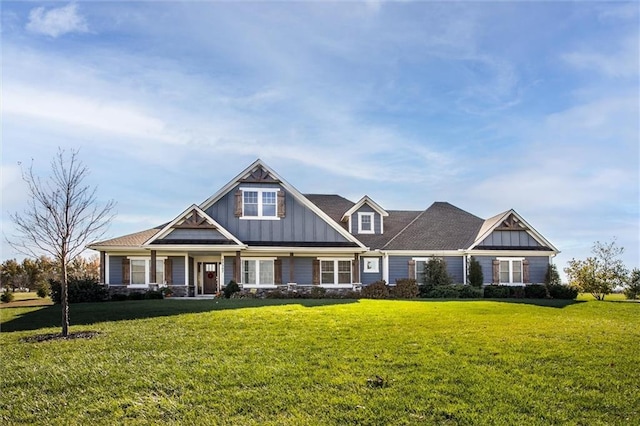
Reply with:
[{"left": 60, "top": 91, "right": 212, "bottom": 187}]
[{"left": 1, "top": 298, "right": 638, "bottom": 425}]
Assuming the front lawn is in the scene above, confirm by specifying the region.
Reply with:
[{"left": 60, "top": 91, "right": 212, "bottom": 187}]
[{"left": 1, "top": 298, "right": 638, "bottom": 425}]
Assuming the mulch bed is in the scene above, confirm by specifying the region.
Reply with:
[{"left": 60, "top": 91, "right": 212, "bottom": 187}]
[{"left": 20, "top": 331, "right": 102, "bottom": 343}]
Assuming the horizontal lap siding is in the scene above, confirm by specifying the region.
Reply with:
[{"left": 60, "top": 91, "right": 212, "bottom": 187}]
[
  {"left": 109, "top": 256, "right": 124, "bottom": 284},
  {"left": 474, "top": 255, "right": 550, "bottom": 284},
  {"left": 224, "top": 257, "right": 234, "bottom": 285},
  {"left": 293, "top": 257, "right": 313, "bottom": 285},
  {"left": 361, "top": 257, "right": 382, "bottom": 285},
  {"left": 388, "top": 256, "right": 412, "bottom": 284},
  {"left": 388, "top": 256, "right": 463, "bottom": 284},
  {"left": 171, "top": 256, "right": 186, "bottom": 285}
]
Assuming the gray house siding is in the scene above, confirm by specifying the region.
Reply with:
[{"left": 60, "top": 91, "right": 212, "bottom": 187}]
[
  {"left": 474, "top": 255, "right": 550, "bottom": 284},
  {"left": 388, "top": 256, "right": 412, "bottom": 284},
  {"left": 170, "top": 256, "right": 186, "bottom": 285},
  {"left": 388, "top": 255, "right": 464, "bottom": 284},
  {"left": 109, "top": 256, "right": 124, "bottom": 284},
  {"left": 350, "top": 205, "right": 381, "bottom": 235},
  {"left": 478, "top": 231, "right": 542, "bottom": 247},
  {"left": 205, "top": 184, "right": 351, "bottom": 243},
  {"left": 360, "top": 256, "right": 382, "bottom": 285}
]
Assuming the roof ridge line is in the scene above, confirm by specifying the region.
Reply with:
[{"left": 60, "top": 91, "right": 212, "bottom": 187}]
[{"left": 381, "top": 208, "right": 427, "bottom": 250}]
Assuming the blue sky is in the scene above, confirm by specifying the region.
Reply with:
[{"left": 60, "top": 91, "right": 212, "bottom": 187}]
[{"left": 2, "top": 1, "right": 638, "bottom": 276}]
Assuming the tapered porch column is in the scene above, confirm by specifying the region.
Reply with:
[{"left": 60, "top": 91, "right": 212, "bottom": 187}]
[
  {"left": 289, "top": 252, "right": 295, "bottom": 283},
  {"left": 150, "top": 250, "right": 157, "bottom": 283},
  {"left": 234, "top": 251, "right": 241, "bottom": 282},
  {"left": 99, "top": 251, "right": 106, "bottom": 284}
]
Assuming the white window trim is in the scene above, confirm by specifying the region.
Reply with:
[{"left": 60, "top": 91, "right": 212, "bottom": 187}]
[
  {"left": 363, "top": 257, "right": 380, "bottom": 273},
  {"left": 497, "top": 257, "right": 525, "bottom": 285},
  {"left": 241, "top": 257, "right": 276, "bottom": 287},
  {"left": 127, "top": 256, "right": 167, "bottom": 287},
  {"left": 319, "top": 258, "right": 352, "bottom": 286},
  {"left": 357, "top": 212, "right": 375, "bottom": 234},
  {"left": 240, "top": 187, "right": 281, "bottom": 220}
]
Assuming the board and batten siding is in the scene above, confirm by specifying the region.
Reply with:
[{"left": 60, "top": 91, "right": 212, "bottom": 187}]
[
  {"left": 161, "top": 228, "right": 227, "bottom": 241},
  {"left": 109, "top": 256, "right": 124, "bottom": 284},
  {"left": 478, "top": 231, "right": 542, "bottom": 247},
  {"left": 474, "top": 255, "right": 550, "bottom": 284},
  {"left": 205, "top": 184, "right": 351, "bottom": 244}
]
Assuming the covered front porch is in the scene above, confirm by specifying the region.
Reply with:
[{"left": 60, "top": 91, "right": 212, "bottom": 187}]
[{"left": 99, "top": 249, "right": 365, "bottom": 297}]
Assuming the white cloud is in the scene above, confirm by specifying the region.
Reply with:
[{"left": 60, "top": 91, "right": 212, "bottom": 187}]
[
  {"left": 562, "top": 35, "right": 639, "bottom": 79},
  {"left": 26, "top": 3, "right": 88, "bottom": 38},
  {"left": 3, "top": 85, "right": 172, "bottom": 143}
]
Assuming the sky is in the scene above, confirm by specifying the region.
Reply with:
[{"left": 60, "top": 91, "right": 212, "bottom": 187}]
[{"left": 1, "top": 1, "right": 638, "bottom": 278}]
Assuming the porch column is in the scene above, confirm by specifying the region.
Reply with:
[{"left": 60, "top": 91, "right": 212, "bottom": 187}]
[
  {"left": 99, "top": 251, "right": 106, "bottom": 283},
  {"left": 150, "top": 250, "right": 157, "bottom": 283},
  {"left": 234, "top": 251, "right": 241, "bottom": 282},
  {"left": 184, "top": 255, "right": 189, "bottom": 286},
  {"left": 353, "top": 253, "right": 360, "bottom": 283},
  {"left": 289, "top": 252, "right": 295, "bottom": 283}
]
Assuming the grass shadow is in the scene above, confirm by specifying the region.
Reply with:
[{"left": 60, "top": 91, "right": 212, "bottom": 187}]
[{"left": 1, "top": 298, "right": 358, "bottom": 333}]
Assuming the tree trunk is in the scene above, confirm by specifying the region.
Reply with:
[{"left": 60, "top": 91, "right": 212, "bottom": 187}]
[{"left": 61, "top": 258, "right": 69, "bottom": 337}]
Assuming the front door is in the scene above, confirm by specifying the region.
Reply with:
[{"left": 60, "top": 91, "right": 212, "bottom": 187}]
[{"left": 203, "top": 263, "right": 218, "bottom": 294}]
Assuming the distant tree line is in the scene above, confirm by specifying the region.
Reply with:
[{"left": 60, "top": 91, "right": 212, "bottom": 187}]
[{"left": 0, "top": 255, "right": 100, "bottom": 293}]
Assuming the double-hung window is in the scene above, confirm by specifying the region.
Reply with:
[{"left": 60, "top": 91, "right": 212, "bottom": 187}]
[
  {"left": 242, "top": 259, "right": 274, "bottom": 286},
  {"left": 242, "top": 188, "right": 278, "bottom": 219},
  {"left": 129, "top": 258, "right": 165, "bottom": 285},
  {"left": 498, "top": 258, "right": 523, "bottom": 285},
  {"left": 358, "top": 212, "right": 374, "bottom": 234},
  {"left": 320, "top": 260, "right": 352, "bottom": 285}
]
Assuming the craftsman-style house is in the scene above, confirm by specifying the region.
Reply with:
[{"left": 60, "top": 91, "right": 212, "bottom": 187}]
[{"left": 88, "top": 160, "right": 559, "bottom": 296}]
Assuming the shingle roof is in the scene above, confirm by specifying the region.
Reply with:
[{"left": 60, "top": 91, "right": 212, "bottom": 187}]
[
  {"left": 304, "top": 194, "right": 355, "bottom": 231},
  {"left": 382, "top": 202, "right": 485, "bottom": 250},
  {"left": 90, "top": 225, "right": 165, "bottom": 247}
]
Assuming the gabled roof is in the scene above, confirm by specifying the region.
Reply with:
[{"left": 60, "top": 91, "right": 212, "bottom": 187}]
[
  {"left": 382, "top": 202, "right": 485, "bottom": 251},
  {"left": 199, "top": 160, "right": 367, "bottom": 249},
  {"left": 341, "top": 196, "right": 389, "bottom": 222},
  {"left": 469, "top": 209, "right": 559, "bottom": 252},
  {"left": 88, "top": 226, "right": 165, "bottom": 249},
  {"left": 143, "top": 204, "right": 244, "bottom": 247}
]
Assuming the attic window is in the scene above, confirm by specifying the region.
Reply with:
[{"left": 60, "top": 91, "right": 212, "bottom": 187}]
[
  {"left": 240, "top": 188, "right": 280, "bottom": 220},
  {"left": 358, "top": 212, "right": 374, "bottom": 234}
]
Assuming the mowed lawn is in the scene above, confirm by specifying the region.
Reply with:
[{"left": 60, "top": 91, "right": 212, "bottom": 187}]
[{"left": 1, "top": 297, "right": 638, "bottom": 425}]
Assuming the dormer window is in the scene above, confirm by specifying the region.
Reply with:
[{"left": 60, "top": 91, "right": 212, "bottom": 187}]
[{"left": 358, "top": 212, "right": 374, "bottom": 234}]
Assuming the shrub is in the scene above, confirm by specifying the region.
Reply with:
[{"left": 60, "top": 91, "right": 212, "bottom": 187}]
[
  {"left": 223, "top": 280, "right": 241, "bottom": 299},
  {"left": 49, "top": 278, "right": 109, "bottom": 304},
  {"left": 544, "top": 263, "right": 561, "bottom": 286},
  {"left": 508, "top": 286, "right": 525, "bottom": 299},
  {"left": 111, "top": 293, "right": 128, "bottom": 301},
  {"left": 1, "top": 290, "right": 15, "bottom": 303},
  {"left": 36, "top": 283, "right": 50, "bottom": 298},
  {"left": 624, "top": 268, "right": 640, "bottom": 300},
  {"left": 422, "top": 257, "right": 453, "bottom": 290},
  {"left": 525, "top": 284, "right": 548, "bottom": 299},
  {"left": 425, "top": 285, "right": 461, "bottom": 299},
  {"left": 468, "top": 257, "right": 484, "bottom": 288},
  {"left": 459, "top": 285, "right": 483, "bottom": 299},
  {"left": 127, "top": 292, "right": 146, "bottom": 300},
  {"left": 361, "top": 280, "right": 390, "bottom": 299},
  {"left": 483, "top": 285, "right": 510, "bottom": 298},
  {"left": 310, "top": 286, "right": 326, "bottom": 299},
  {"left": 391, "top": 278, "right": 419, "bottom": 299},
  {"left": 145, "top": 290, "right": 164, "bottom": 300},
  {"left": 547, "top": 284, "right": 579, "bottom": 300}
]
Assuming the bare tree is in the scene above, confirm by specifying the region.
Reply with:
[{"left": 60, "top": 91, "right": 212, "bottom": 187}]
[{"left": 8, "top": 148, "right": 115, "bottom": 336}]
